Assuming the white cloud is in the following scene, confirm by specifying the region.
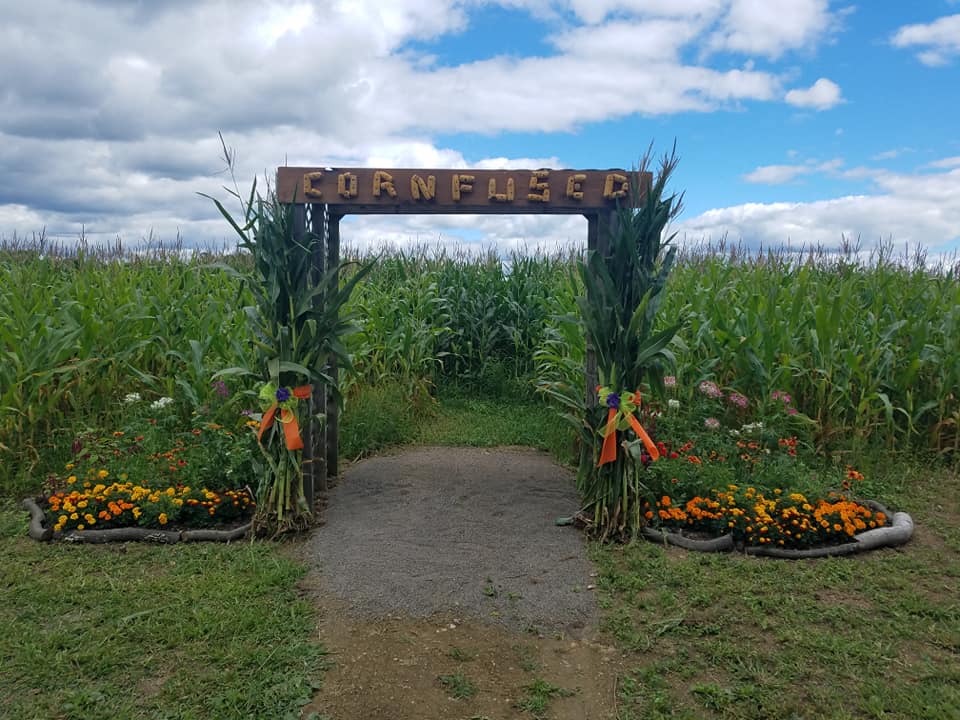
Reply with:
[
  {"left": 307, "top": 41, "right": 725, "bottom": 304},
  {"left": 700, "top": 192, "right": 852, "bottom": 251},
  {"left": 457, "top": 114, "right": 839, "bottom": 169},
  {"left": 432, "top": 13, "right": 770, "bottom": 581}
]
[
  {"left": 563, "top": 0, "right": 725, "bottom": 24},
  {"left": 0, "top": 0, "right": 910, "bottom": 254},
  {"left": 785, "top": 78, "right": 843, "bottom": 110},
  {"left": 706, "top": 0, "right": 833, "bottom": 59},
  {"left": 743, "top": 165, "right": 812, "bottom": 184},
  {"left": 873, "top": 148, "right": 913, "bottom": 161},
  {"left": 891, "top": 13, "right": 960, "bottom": 66},
  {"left": 926, "top": 156, "right": 960, "bottom": 169},
  {"left": 743, "top": 158, "right": 842, "bottom": 184},
  {"left": 681, "top": 165, "right": 960, "bottom": 253}
]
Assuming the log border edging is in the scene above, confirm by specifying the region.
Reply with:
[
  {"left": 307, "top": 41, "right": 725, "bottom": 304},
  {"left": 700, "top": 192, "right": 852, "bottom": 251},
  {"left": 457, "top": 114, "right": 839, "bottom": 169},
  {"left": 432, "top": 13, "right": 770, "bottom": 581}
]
[
  {"left": 22, "top": 498, "right": 252, "bottom": 544},
  {"left": 639, "top": 499, "right": 913, "bottom": 558}
]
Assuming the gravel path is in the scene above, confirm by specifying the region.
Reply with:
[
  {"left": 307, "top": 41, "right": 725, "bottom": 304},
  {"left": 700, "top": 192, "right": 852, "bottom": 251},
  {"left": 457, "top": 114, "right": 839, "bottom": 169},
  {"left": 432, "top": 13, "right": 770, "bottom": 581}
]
[{"left": 303, "top": 446, "right": 598, "bottom": 632}]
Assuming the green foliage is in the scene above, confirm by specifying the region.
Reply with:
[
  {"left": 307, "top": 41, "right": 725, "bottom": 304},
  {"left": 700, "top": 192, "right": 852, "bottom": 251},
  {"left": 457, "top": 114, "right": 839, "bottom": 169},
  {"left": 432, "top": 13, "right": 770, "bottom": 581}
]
[
  {"left": 203, "top": 151, "right": 372, "bottom": 534},
  {"left": 3, "top": 177, "right": 960, "bottom": 501},
  {"left": 0, "top": 245, "right": 254, "bottom": 495},
  {"left": 567, "top": 148, "right": 686, "bottom": 540},
  {"left": 338, "top": 382, "right": 422, "bottom": 461}
]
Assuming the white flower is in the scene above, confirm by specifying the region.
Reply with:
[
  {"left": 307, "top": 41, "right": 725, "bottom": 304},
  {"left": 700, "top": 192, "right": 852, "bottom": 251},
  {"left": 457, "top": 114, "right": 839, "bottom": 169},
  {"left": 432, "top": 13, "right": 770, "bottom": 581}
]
[
  {"left": 150, "top": 396, "right": 174, "bottom": 410},
  {"left": 668, "top": 399, "right": 681, "bottom": 410},
  {"left": 123, "top": 392, "right": 141, "bottom": 404}
]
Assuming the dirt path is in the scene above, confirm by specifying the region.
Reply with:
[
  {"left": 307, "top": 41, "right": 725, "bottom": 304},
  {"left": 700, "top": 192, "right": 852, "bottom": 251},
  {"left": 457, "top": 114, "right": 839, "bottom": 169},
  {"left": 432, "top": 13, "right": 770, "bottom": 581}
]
[{"left": 297, "top": 446, "right": 626, "bottom": 720}]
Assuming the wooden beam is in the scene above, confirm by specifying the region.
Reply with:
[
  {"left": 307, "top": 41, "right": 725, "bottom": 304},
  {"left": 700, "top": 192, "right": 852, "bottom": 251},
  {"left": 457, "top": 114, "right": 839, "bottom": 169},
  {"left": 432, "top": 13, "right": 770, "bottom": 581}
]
[{"left": 276, "top": 167, "right": 645, "bottom": 213}]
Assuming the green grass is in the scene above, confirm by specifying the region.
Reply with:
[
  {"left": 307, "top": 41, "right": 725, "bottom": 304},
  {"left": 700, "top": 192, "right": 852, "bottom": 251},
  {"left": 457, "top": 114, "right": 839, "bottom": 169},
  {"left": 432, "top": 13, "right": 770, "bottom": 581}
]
[
  {"left": 437, "top": 670, "right": 478, "bottom": 699},
  {"left": 597, "top": 460, "right": 960, "bottom": 720},
  {"left": 447, "top": 646, "right": 476, "bottom": 662},
  {"left": 514, "top": 677, "right": 576, "bottom": 716},
  {"left": 0, "top": 502, "right": 326, "bottom": 720},
  {"left": 340, "top": 385, "right": 577, "bottom": 465}
]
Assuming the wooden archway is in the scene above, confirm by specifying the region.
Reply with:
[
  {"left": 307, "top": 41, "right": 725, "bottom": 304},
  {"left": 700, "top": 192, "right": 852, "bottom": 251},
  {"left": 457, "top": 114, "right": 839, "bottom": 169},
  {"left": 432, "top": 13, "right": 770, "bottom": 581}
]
[{"left": 276, "top": 166, "right": 650, "bottom": 507}]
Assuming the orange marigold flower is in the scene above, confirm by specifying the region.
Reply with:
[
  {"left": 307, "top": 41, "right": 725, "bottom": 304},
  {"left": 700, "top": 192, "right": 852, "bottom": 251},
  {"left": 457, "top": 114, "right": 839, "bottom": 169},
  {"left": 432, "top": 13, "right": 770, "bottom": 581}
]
[{"left": 661, "top": 496, "right": 671, "bottom": 507}]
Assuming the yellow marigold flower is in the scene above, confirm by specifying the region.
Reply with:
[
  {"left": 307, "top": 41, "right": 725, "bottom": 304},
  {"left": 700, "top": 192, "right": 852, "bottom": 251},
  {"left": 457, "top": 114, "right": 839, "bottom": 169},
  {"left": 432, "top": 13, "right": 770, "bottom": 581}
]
[
  {"left": 97, "top": 469, "right": 109, "bottom": 479},
  {"left": 158, "top": 513, "right": 168, "bottom": 525},
  {"left": 166, "top": 487, "right": 176, "bottom": 497},
  {"left": 70, "top": 512, "right": 79, "bottom": 520},
  {"left": 77, "top": 501, "right": 88, "bottom": 509},
  {"left": 173, "top": 498, "right": 183, "bottom": 506},
  {"left": 58, "top": 515, "right": 67, "bottom": 524},
  {"left": 67, "top": 475, "right": 77, "bottom": 484},
  {"left": 132, "top": 508, "right": 142, "bottom": 519}
]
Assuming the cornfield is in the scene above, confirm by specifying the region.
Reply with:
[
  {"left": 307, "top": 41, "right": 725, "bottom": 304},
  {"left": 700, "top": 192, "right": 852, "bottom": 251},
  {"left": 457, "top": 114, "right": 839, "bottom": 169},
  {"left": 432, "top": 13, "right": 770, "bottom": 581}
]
[{"left": 2, "top": 233, "right": 958, "bottom": 495}]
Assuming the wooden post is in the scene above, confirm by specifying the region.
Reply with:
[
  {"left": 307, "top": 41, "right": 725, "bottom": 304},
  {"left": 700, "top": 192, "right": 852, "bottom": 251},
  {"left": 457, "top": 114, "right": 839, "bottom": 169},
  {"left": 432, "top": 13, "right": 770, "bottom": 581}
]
[
  {"left": 584, "top": 210, "right": 618, "bottom": 408},
  {"left": 326, "top": 213, "right": 342, "bottom": 480},
  {"left": 308, "top": 204, "right": 329, "bottom": 495}
]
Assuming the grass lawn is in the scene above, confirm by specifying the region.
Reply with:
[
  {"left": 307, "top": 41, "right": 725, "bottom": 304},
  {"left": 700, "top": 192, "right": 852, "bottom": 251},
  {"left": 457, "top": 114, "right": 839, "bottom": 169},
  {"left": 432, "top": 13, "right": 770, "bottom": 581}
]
[
  {"left": 0, "top": 507, "right": 326, "bottom": 720},
  {"left": 2, "top": 393, "right": 958, "bottom": 719},
  {"left": 596, "top": 464, "right": 960, "bottom": 719}
]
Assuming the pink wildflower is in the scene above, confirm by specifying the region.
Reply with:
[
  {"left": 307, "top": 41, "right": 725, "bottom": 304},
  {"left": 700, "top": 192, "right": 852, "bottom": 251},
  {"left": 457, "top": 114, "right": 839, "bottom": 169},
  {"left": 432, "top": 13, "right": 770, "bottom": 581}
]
[
  {"left": 704, "top": 417, "right": 721, "bottom": 430},
  {"left": 698, "top": 380, "right": 723, "bottom": 399},
  {"left": 728, "top": 392, "right": 749, "bottom": 409}
]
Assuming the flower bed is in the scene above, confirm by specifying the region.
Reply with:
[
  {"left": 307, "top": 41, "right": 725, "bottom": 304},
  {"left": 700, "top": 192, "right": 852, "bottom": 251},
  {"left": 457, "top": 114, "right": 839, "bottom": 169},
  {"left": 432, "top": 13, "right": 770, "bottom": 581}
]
[
  {"left": 26, "top": 394, "right": 257, "bottom": 543},
  {"left": 587, "top": 377, "right": 914, "bottom": 555}
]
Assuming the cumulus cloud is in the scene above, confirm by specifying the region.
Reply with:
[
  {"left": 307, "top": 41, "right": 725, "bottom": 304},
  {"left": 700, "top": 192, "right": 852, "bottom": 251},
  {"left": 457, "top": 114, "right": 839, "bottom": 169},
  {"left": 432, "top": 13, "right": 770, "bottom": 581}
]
[
  {"left": 706, "top": 0, "right": 833, "bottom": 59},
  {"left": 743, "top": 158, "right": 843, "bottom": 184},
  {"left": 0, "top": 0, "right": 852, "bottom": 249},
  {"left": 891, "top": 13, "right": 960, "bottom": 66},
  {"left": 927, "top": 156, "right": 960, "bottom": 169},
  {"left": 680, "top": 163, "right": 960, "bottom": 254},
  {"left": 785, "top": 78, "right": 843, "bottom": 110}
]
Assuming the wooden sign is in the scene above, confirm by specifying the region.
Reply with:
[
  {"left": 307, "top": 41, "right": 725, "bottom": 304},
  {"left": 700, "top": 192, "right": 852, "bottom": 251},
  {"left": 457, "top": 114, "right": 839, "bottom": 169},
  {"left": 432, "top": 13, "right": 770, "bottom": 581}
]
[{"left": 276, "top": 167, "right": 649, "bottom": 214}]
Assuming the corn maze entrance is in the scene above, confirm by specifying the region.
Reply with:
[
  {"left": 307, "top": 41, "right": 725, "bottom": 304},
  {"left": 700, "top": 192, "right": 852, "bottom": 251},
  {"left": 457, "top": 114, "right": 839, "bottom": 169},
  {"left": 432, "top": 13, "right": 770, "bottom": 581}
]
[{"left": 277, "top": 165, "right": 650, "bottom": 508}]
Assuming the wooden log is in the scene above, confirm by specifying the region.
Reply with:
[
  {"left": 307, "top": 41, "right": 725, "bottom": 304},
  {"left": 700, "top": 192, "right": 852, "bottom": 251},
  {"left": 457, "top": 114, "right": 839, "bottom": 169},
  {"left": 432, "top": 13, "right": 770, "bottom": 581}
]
[
  {"left": 641, "top": 526, "right": 734, "bottom": 552},
  {"left": 57, "top": 528, "right": 182, "bottom": 544},
  {"left": 21, "top": 498, "right": 52, "bottom": 541},
  {"left": 181, "top": 523, "right": 252, "bottom": 542}
]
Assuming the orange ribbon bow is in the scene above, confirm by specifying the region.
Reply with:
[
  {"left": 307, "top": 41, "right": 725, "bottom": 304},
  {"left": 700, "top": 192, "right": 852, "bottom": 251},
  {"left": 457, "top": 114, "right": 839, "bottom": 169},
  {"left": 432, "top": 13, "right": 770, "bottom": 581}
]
[
  {"left": 598, "top": 389, "right": 660, "bottom": 466},
  {"left": 257, "top": 385, "right": 313, "bottom": 451}
]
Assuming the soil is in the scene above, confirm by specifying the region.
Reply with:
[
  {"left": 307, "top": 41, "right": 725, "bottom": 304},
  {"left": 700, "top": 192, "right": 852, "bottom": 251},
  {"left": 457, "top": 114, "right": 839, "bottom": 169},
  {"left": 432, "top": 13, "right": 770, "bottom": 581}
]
[{"left": 295, "top": 446, "right": 627, "bottom": 720}]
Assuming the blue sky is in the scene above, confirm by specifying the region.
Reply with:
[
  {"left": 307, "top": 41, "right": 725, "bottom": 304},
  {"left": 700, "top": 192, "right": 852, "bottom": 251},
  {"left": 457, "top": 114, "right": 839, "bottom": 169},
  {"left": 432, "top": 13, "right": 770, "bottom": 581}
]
[{"left": 1, "top": 1, "right": 959, "bottom": 257}]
